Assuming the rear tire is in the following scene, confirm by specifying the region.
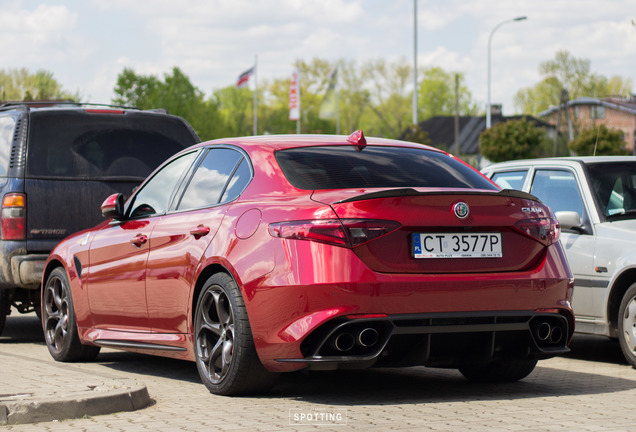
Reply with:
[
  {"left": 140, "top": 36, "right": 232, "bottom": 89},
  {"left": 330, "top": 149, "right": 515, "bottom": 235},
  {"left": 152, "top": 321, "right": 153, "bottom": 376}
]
[
  {"left": 42, "top": 267, "right": 100, "bottom": 362},
  {"left": 459, "top": 358, "right": 538, "bottom": 382},
  {"left": 618, "top": 284, "right": 636, "bottom": 368},
  {"left": 0, "top": 289, "right": 7, "bottom": 336},
  {"left": 194, "top": 273, "right": 277, "bottom": 395}
]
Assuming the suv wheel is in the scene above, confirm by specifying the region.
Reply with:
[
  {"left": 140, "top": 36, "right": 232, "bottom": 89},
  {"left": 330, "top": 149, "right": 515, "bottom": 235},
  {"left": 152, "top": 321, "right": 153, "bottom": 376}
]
[
  {"left": 618, "top": 283, "right": 636, "bottom": 368},
  {"left": 0, "top": 290, "right": 7, "bottom": 336}
]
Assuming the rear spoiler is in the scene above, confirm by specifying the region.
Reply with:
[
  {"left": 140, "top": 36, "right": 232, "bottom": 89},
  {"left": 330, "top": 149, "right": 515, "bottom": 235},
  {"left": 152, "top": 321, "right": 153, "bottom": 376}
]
[{"left": 333, "top": 188, "right": 541, "bottom": 204}]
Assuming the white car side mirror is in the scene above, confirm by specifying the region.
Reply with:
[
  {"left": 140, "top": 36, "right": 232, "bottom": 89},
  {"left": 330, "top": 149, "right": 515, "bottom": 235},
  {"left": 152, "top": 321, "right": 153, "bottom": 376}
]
[{"left": 555, "top": 211, "right": 582, "bottom": 231}]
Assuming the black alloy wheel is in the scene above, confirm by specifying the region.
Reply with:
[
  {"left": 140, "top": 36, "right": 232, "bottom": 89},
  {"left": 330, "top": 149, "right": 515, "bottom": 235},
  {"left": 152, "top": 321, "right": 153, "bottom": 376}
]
[
  {"left": 42, "top": 267, "right": 100, "bottom": 362},
  {"left": 194, "top": 273, "right": 276, "bottom": 395}
]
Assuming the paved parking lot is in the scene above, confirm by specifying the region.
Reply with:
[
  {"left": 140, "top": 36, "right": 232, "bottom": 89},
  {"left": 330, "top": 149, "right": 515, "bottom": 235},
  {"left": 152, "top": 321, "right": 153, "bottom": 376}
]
[{"left": 1, "top": 313, "right": 635, "bottom": 431}]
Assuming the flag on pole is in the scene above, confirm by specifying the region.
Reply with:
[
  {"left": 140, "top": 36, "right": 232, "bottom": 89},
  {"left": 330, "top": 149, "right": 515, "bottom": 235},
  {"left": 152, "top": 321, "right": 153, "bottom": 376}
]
[
  {"left": 289, "top": 68, "right": 300, "bottom": 121},
  {"left": 236, "top": 66, "right": 255, "bottom": 88},
  {"left": 319, "top": 67, "right": 338, "bottom": 120}
]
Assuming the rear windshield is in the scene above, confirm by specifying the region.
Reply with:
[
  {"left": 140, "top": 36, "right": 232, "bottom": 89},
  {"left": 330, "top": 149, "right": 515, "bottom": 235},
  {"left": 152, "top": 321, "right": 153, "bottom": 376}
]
[
  {"left": 0, "top": 116, "right": 16, "bottom": 176},
  {"left": 587, "top": 161, "right": 636, "bottom": 219},
  {"left": 26, "top": 111, "right": 199, "bottom": 179},
  {"left": 275, "top": 146, "right": 498, "bottom": 190}
]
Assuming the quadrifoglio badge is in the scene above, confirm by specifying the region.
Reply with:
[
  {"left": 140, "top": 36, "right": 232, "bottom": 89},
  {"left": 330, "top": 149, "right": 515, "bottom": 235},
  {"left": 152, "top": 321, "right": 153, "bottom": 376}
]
[{"left": 453, "top": 202, "right": 470, "bottom": 219}]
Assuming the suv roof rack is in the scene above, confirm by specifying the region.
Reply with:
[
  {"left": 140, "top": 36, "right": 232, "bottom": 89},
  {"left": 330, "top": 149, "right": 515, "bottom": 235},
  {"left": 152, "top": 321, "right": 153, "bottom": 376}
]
[{"left": 0, "top": 101, "right": 140, "bottom": 112}]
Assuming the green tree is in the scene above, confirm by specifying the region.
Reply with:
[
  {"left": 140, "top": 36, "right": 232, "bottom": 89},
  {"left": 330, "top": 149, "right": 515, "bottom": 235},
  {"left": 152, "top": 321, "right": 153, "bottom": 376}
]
[
  {"left": 568, "top": 125, "right": 629, "bottom": 156},
  {"left": 361, "top": 57, "right": 412, "bottom": 138},
  {"left": 514, "top": 50, "right": 633, "bottom": 115},
  {"left": 479, "top": 118, "right": 549, "bottom": 162},
  {"left": 0, "top": 68, "right": 79, "bottom": 101},
  {"left": 113, "top": 67, "right": 225, "bottom": 140},
  {"left": 402, "top": 124, "right": 431, "bottom": 145},
  {"left": 417, "top": 67, "right": 479, "bottom": 120},
  {"left": 214, "top": 85, "right": 254, "bottom": 137}
]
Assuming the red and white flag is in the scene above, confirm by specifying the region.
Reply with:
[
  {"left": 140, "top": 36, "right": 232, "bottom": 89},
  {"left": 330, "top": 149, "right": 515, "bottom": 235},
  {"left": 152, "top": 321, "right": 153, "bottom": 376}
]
[
  {"left": 236, "top": 66, "right": 255, "bottom": 88},
  {"left": 289, "top": 68, "right": 299, "bottom": 121}
]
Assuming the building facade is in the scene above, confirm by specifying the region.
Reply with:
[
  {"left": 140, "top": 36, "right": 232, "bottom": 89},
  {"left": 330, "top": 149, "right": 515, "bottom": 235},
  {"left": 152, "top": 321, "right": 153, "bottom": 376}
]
[{"left": 539, "top": 96, "right": 636, "bottom": 153}]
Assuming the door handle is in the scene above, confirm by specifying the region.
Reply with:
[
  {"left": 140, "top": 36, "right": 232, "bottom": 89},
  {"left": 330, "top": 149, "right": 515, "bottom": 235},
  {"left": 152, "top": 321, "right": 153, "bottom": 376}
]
[
  {"left": 130, "top": 234, "right": 148, "bottom": 247},
  {"left": 190, "top": 225, "right": 210, "bottom": 239}
]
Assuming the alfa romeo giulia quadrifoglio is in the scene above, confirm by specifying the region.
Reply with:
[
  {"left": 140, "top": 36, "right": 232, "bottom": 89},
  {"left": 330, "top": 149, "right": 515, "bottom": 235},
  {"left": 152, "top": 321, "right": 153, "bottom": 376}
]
[{"left": 41, "top": 131, "right": 574, "bottom": 395}]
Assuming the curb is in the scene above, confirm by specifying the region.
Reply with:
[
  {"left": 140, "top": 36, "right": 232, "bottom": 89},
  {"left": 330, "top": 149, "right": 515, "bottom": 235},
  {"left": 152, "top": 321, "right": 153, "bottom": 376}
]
[{"left": 0, "top": 379, "right": 152, "bottom": 425}]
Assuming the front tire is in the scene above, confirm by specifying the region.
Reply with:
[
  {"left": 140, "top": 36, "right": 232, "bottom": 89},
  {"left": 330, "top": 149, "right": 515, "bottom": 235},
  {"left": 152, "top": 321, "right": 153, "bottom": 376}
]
[
  {"left": 459, "top": 358, "right": 538, "bottom": 382},
  {"left": 42, "top": 267, "right": 100, "bottom": 362},
  {"left": 618, "top": 284, "right": 636, "bottom": 368},
  {"left": 194, "top": 273, "right": 276, "bottom": 395}
]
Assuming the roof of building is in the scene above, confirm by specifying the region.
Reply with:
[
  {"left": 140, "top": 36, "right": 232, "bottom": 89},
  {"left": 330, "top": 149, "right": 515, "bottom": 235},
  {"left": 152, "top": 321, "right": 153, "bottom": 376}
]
[
  {"left": 416, "top": 115, "right": 554, "bottom": 155},
  {"left": 538, "top": 96, "right": 636, "bottom": 117}
]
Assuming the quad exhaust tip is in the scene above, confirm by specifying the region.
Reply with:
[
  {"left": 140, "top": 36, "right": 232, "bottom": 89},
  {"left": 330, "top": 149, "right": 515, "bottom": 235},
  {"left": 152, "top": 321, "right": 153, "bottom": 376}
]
[
  {"left": 534, "top": 321, "right": 563, "bottom": 345},
  {"left": 333, "top": 327, "right": 380, "bottom": 352}
]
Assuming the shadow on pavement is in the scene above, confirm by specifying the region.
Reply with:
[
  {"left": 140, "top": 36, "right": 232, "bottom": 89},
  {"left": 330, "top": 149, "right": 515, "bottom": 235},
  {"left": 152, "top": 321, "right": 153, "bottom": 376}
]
[
  {"left": 0, "top": 313, "right": 44, "bottom": 344},
  {"left": 3, "top": 313, "right": 634, "bottom": 407},
  {"left": 565, "top": 334, "right": 628, "bottom": 365},
  {"left": 270, "top": 363, "right": 635, "bottom": 405}
]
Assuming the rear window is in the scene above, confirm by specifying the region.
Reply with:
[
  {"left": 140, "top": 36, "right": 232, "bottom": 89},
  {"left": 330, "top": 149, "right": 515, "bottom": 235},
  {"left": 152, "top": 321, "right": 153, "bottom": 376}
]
[
  {"left": 587, "top": 161, "right": 636, "bottom": 218},
  {"left": 0, "top": 116, "right": 16, "bottom": 176},
  {"left": 26, "top": 111, "right": 199, "bottom": 179},
  {"left": 275, "top": 146, "right": 498, "bottom": 190}
]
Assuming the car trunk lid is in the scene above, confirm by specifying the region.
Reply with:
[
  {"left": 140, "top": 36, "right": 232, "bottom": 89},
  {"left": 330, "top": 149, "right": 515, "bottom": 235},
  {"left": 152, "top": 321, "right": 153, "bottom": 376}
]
[{"left": 312, "top": 188, "right": 555, "bottom": 274}]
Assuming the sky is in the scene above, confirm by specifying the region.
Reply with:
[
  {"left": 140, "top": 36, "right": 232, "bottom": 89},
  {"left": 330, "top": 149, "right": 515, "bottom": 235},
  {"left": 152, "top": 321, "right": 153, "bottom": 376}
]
[{"left": 1, "top": 0, "right": 635, "bottom": 117}]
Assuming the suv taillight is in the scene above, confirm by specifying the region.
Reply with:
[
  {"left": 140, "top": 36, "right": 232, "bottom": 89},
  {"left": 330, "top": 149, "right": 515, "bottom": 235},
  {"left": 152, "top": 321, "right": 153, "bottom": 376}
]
[
  {"left": 268, "top": 219, "right": 401, "bottom": 248},
  {"left": 514, "top": 217, "right": 560, "bottom": 246},
  {"left": 1, "top": 193, "right": 26, "bottom": 240}
]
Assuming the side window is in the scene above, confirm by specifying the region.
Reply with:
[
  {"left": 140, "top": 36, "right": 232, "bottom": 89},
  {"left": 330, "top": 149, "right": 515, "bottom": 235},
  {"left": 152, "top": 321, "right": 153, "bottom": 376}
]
[
  {"left": 0, "top": 116, "right": 16, "bottom": 176},
  {"left": 177, "top": 148, "right": 246, "bottom": 210},
  {"left": 530, "top": 169, "right": 586, "bottom": 218},
  {"left": 220, "top": 158, "right": 251, "bottom": 203},
  {"left": 128, "top": 152, "right": 197, "bottom": 218},
  {"left": 491, "top": 170, "right": 528, "bottom": 190}
]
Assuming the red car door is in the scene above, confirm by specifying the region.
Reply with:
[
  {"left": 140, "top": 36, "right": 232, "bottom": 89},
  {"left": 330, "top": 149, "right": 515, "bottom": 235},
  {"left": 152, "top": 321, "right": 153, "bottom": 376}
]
[
  {"left": 87, "top": 218, "right": 158, "bottom": 331},
  {"left": 145, "top": 147, "right": 252, "bottom": 333},
  {"left": 86, "top": 151, "right": 199, "bottom": 332}
]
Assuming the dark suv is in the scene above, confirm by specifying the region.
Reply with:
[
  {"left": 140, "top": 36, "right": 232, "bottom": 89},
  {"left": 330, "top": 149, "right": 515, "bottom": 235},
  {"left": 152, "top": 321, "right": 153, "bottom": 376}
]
[{"left": 0, "top": 102, "right": 200, "bottom": 334}]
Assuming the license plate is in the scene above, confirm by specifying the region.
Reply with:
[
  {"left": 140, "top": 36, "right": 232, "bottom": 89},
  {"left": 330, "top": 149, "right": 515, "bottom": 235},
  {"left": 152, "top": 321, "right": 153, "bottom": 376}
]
[{"left": 412, "top": 233, "right": 502, "bottom": 258}]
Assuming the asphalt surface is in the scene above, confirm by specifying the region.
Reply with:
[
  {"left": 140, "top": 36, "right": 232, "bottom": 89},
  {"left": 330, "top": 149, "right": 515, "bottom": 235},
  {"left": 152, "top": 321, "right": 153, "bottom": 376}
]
[{"left": 1, "top": 312, "right": 636, "bottom": 431}]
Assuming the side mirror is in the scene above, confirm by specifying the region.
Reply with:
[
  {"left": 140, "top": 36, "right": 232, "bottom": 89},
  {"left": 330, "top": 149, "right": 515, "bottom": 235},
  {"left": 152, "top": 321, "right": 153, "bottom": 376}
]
[
  {"left": 555, "top": 211, "right": 582, "bottom": 231},
  {"left": 101, "top": 193, "right": 125, "bottom": 220}
]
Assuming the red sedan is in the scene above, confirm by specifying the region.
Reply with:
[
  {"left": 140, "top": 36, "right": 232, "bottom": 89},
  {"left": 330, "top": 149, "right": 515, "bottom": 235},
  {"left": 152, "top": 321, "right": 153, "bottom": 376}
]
[{"left": 41, "top": 131, "right": 574, "bottom": 395}]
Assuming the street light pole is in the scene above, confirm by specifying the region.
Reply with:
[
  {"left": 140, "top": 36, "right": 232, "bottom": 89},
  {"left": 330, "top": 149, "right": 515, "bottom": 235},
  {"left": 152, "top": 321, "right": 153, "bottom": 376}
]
[
  {"left": 486, "top": 16, "right": 527, "bottom": 129},
  {"left": 413, "top": 0, "right": 418, "bottom": 126}
]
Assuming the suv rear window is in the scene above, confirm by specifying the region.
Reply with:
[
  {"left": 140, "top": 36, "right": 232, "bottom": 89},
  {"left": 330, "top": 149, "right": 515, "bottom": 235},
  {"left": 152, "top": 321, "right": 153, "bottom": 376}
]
[
  {"left": 0, "top": 116, "right": 16, "bottom": 176},
  {"left": 26, "top": 111, "right": 196, "bottom": 179},
  {"left": 275, "top": 146, "right": 497, "bottom": 190}
]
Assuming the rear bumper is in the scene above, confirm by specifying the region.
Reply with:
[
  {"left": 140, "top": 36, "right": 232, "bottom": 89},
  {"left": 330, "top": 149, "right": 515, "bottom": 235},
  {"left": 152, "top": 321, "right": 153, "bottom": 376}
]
[
  {"left": 242, "top": 240, "right": 574, "bottom": 372},
  {"left": 11, "top": 254, "right": 49, "bottom": 288},
  {"left": 277, "top": 311, "right": 571, "bottom": 370},
  {"left": 0, "top": 240, "right": 47, "bottom": 289}
]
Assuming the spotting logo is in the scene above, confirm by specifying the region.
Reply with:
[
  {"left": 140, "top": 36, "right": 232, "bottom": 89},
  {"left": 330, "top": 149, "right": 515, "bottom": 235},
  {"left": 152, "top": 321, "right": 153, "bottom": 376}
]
[{"left": 289, "top": 407, "right": 347, "bottom": 426}]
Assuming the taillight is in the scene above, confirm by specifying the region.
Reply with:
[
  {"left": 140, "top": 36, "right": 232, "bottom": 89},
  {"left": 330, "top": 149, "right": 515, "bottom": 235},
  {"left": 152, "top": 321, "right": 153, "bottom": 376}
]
[
  {"left": 1, "top": 193, "right": 26, "bottom": 240},
  {"left": 268, "top": 219, "right": 401, "bottom": 248},
  {"left": 514, "top": 217, "right": 560, "bottom": 246}
]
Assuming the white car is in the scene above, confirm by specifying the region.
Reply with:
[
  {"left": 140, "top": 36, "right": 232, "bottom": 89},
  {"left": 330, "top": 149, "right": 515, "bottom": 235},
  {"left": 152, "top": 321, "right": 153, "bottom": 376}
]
[{"left": 482, "top": 156, "right": 636, "bottom": 368}]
